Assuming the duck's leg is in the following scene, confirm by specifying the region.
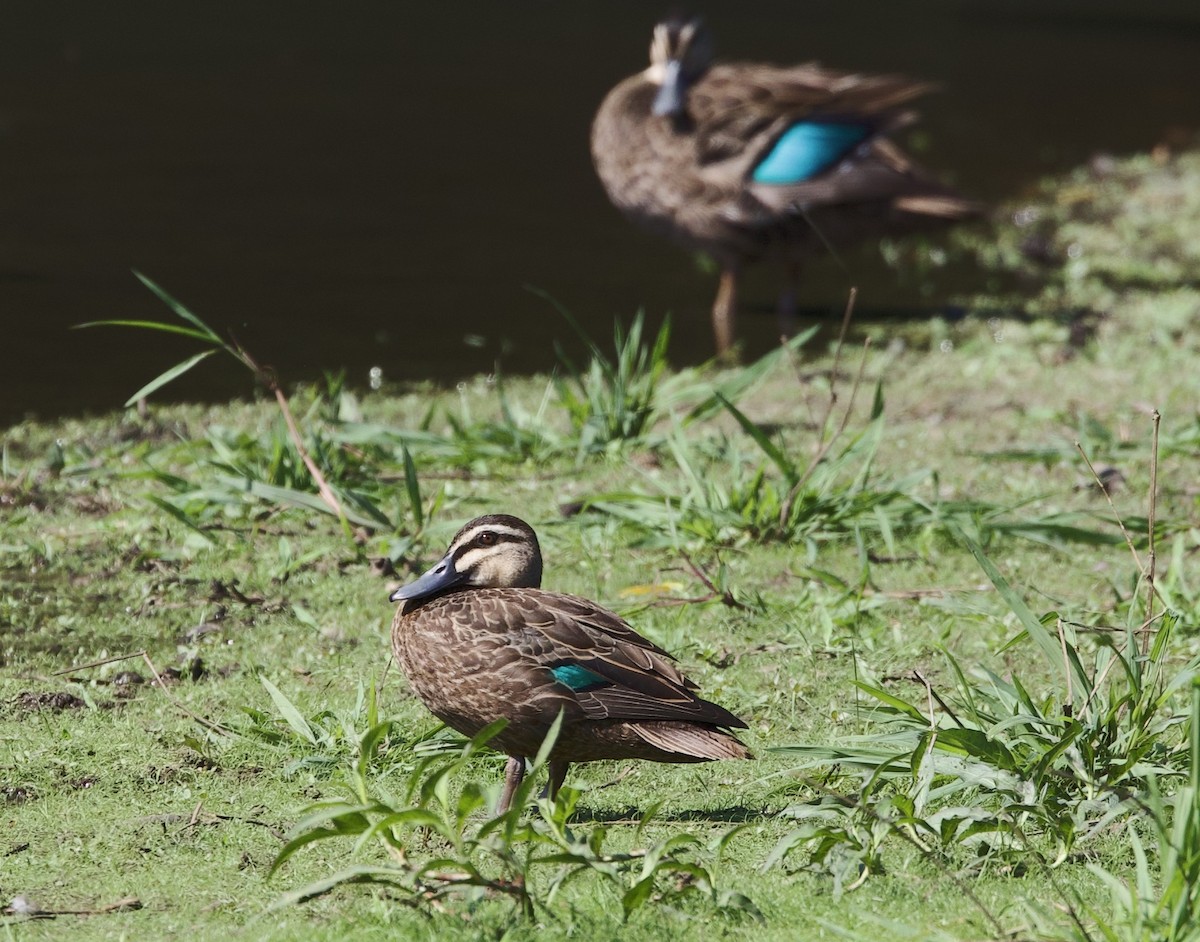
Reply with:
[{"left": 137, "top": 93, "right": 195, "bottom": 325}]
[
  {"left": 777, "top": 260, "right": 803, "bottom": 340},
  {"left": 713, "top": 266, "right": 739, "bottom": 358},
  {"left": 499, "top": 755, "right": 526, "bottom": 812},
  {"left": 546, "top": 760, "right": 570, "bottom": 802}
]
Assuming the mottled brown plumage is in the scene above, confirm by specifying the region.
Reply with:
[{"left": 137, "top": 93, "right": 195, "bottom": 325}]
[
  {"left": 389, "top": 514, "right": 750, "bottom": 811},
  {"left": 591, "top": 16, "right": 978, "bottom": 355}
]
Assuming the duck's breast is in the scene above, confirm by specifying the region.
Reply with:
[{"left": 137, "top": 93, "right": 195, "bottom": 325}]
[{"left": 391, "top": 591, "right": 579, "bottom": 751}]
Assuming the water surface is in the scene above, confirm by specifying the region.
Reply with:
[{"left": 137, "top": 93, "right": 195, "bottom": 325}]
[{"left": 2, "top": 1, "right": 1198, "bottom": 423}]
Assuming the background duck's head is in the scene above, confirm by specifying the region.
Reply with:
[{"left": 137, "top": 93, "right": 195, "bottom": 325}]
[
  {"left": 389, "top": 514, "right": 543, "bottom": 610},
  {"left": 647, "top": 15, "right": 713, "bottom": 118}
]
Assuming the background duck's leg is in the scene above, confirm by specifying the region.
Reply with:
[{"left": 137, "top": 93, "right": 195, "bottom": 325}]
[
  {"left": 546, "top": 760, "right": 570, "bottom": 801},
  {"left": 712, "top": 266, "right": 739, "bottom": 357},
  {"left": 499, "top": 755, "right": 526, "bottom": 812},
  {"left": 777, "top": 260, "right": 803, "bottom": 340}
]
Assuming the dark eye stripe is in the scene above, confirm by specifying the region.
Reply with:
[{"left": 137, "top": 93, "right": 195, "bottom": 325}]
[
  {"left": 448, "top": 525, "right": 527, "bottom": 562},
  {"left": 476, "top": 531, "right": 519, "bottom": 548}
]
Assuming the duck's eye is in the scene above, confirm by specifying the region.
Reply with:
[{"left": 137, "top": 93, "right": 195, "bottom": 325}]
[{"left": 477, "top": 532, "right": 497, "bottom": 547}]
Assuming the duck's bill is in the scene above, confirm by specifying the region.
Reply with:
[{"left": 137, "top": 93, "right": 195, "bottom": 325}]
[
  {"left": 651, "top": 60, "right": 685, "bottom": 117},
  {"left": 389, "top": 554, "right": 466, "bottom": 603}
]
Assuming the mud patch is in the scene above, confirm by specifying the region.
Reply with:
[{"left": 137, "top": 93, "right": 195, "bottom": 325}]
[
  {"left": 9, "top": 691, "right": 87, "bottom": 713},
  {"left": 3, "top": 786, "right": 37, "bottom": 804},
  {"left": 0, "top": 483, "right": 46, "bottom": 511}
]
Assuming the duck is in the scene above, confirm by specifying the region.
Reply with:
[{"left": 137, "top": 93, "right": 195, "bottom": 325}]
[
  {"left": 591, "top": 15, "right": 978, "bottom": 356},
  {"left": 389, "top": 514, "right": 750, "bottom": 811}
]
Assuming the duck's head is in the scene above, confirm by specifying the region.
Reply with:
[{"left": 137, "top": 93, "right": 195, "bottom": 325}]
[
  {"left": 389, "top": 514, "right": 543, "bottom": 609},
  {"left": 646, "top": 15, "right": 713, "bottom": 118}
]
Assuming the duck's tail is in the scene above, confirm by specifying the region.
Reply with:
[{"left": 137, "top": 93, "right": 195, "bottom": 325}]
[
  {"left": 635, "top": 721, "right": 753, "bottom": 761},
  {"left": 870, "top": 137, "right": 985, "bottom": 220},
  {"left": 893, "top": 193, "right": 983, "bottom": 219}
]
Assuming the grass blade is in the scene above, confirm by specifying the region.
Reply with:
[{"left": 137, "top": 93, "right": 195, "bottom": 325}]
[
  {"left": 145, "top": 495, "right": 216, "bottom": 543},
  {"left": 259, "top": 675, "right": 317, "bottom": 745},
  {"left": 950, "top": 523, "right": 1066, "bottom": 678},
  {"left": 75, "top": 319, "right": 222, "bottom": 343},
  {"left": 270, "top": 864, "right": 407, "bottom": 907},
  {"left": 134, "top": 270, "right": 224, "bottom": 342},
  {"left": 402, "top": 445, "right": 423, "bottom": 530},
  {"left": 715, "top": 392, "right": 796, "bottom": 481},
  {"left": 122, "top": 350, "right": 219, "bottom": 406}
]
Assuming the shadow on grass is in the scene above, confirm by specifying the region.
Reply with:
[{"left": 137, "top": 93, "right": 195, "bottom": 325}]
[{"left": 565, "top": 803, "right": 766, "bottom": 825}]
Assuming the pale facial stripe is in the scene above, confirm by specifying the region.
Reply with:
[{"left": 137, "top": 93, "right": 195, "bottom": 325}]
[
  {"left": 452, "top": 523, "right": 528, "bottom": 548},
  {"left": 647, "top": 21, "right": 698, "bottom": 82},
  {"left": 453, "top": 546, "right": 492, "bottom": 572},
  {"left": 449, "top": 523, "right": 531, "bottom": 573},
  {"left": 646, "top": 25, "right": 671, "bottom": 80}
]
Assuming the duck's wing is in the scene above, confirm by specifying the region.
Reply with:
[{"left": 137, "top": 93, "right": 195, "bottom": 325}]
[
  {"left": 681, "top": 63, "right": 976, "bottom": 219},
  {"left": 688, "top": 63, "right": 931, "bottom": 168},
  {"left": 510, "top": 591, "right": 747, "bottom": 729}
]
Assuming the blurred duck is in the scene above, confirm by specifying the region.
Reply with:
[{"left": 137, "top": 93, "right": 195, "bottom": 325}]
[
  {"left": 390, "top": 514, "right": 750, "bottom": 811},
  {"left": 591, "top": 15, "right": 977, "bottom": 355}
]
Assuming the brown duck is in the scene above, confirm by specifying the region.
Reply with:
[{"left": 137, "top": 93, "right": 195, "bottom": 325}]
[
  {"left": 591, "top": 15, "right": 978, "bottom": 356},
  {"left": 389, "top": 514, "right": 750, "bottom": 810}
]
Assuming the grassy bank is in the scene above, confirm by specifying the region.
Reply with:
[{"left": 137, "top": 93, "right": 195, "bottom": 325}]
[{"left": 3, "top": 148, "right": 1200, "bottom": 941}]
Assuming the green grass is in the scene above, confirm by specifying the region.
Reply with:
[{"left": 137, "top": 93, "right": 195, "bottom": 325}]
[{"left": 4, "top": 148, "right": 1200, "bottom": 940}]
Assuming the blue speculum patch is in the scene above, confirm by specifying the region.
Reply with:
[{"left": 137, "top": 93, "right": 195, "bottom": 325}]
[
  {"left": 752, "top": 121, "right": 872, "bottom": 184},
  {"left": 550, "top": 663, "right": 608, "bottom": 691}
]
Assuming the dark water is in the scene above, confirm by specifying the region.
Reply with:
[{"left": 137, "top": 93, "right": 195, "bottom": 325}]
[{"left": 3, "top": 1, "right": 1199, "bottom": 425}]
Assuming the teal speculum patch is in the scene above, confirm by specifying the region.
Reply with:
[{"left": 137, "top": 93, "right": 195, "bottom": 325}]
[
  {"left": 550, "top": 663, "right": 609, "bottom": 691},
  {"left": 752, "top": 121, "right": 872, "bottom": 184}
]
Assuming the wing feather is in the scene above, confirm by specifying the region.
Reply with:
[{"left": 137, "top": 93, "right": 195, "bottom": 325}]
[
  {"left": 687, "top": 62, "right": 933, "bottom": 169},
  {"left": 487, "top": 589, "right": 747, "bottom": 729}
]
